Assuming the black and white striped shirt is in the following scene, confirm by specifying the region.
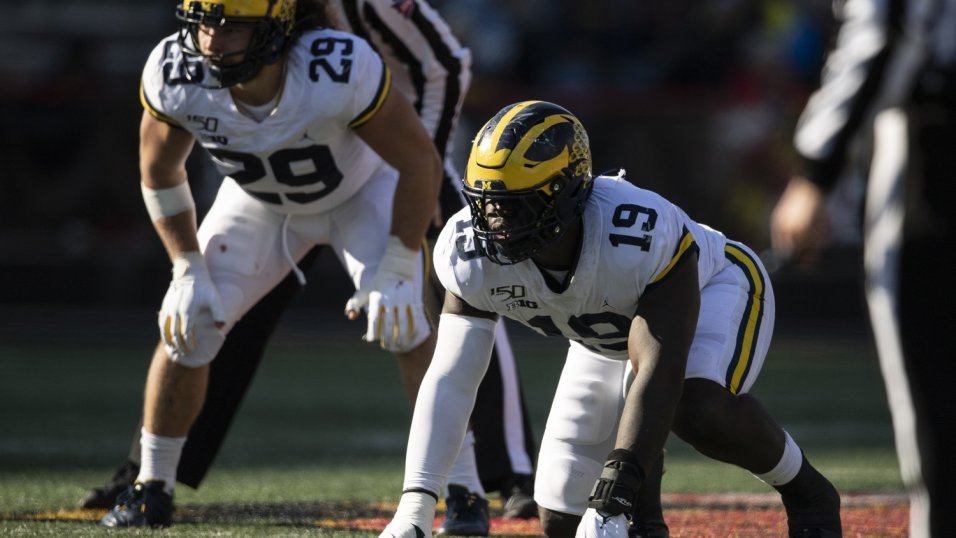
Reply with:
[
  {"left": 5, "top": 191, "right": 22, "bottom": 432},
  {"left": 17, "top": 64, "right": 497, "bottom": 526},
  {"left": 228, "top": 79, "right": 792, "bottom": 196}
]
[
  {"left": 794, "top": 0, "right": 956, "bottom": 189},
  {"left": 334, "top": 0, "right": 471, "bottom": 165}
]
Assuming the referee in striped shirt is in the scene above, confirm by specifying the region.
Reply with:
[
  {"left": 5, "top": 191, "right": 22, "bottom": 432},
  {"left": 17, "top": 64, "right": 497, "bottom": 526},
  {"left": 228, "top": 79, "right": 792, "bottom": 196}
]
[{"left": 772, "top": 1, "right": 956, "bottom": 535}]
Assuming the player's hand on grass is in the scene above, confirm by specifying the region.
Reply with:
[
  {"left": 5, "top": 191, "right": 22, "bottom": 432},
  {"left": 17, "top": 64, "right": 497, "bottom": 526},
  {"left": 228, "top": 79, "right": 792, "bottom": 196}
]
[
  {"left": 575, "top": 508, "right": 629, "bottom": 538},
  {"left": 577, "top": 449, "right": 643, "bottom": 538},
  {"left": 379, "top": 491, "right": 436, "bottom": 538}
]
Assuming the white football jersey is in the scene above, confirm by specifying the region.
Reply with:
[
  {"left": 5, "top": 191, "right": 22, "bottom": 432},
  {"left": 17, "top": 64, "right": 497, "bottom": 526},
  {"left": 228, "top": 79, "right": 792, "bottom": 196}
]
[
  {"left": 140, "top": 29, "right": 391, "bottom": 215},
  {"left": 434, "top": 174, "right": 731, "bottom": 360}
]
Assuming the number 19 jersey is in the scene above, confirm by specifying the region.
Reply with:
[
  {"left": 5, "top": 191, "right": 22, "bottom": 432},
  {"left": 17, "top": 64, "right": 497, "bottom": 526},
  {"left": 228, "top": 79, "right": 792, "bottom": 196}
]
[
  {"left": 434, "top": 173, "right": 732, "bottom": 360},
  {"left": 139, "top": 29, "right": 391, "bottom": 215}
]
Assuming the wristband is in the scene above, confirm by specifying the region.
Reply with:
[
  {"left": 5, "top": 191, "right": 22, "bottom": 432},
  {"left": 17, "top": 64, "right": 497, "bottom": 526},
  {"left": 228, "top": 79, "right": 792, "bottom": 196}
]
[{"left": 142, "top": 182, "right": 195, "bottom": 221}]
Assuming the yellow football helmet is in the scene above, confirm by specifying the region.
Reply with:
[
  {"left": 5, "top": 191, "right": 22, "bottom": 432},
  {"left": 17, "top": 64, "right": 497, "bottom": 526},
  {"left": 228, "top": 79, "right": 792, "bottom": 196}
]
[
  {"left": 463, "top": 101, "right": 593, "bottom": 264},
  {"left": 176, "top": 0, "right": 296, "bottom": 87}
]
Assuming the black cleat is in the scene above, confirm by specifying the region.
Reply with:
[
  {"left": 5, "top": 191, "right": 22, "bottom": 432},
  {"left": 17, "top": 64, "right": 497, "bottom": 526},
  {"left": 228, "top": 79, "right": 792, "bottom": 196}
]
[
  {"left": 629, "top": 518, "right": 670, "bottom": 538},
  {"left": 502, "top": 489, "right": 537, "bottom": 519},
  {"left": 779, "top": 460, "right": 843, "bottom": 538},
  {"left": 501, "top": 475, "right": 537, "bottom": 519},
  {"left": 436, "top": 485, "right": 489, "bottom": 536},
  {"left": 80, "top": 460, "right": 139, "bottom": 509},
  {"left": 100, "top": 480, "right": 173, "bottom": 528}
]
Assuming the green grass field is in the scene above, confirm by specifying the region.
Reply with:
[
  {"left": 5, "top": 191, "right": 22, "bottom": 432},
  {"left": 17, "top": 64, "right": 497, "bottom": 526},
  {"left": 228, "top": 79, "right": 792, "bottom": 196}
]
[{"left": 0, "top": 307, "right": 902, "bottom": 536}]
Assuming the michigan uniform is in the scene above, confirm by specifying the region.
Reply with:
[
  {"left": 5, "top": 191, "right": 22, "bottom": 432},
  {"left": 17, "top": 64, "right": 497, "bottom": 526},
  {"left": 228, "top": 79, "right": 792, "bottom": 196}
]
[
  {"left": 138, "top": 28, "right": 428, "bottom": 365},
  {"left": 141, "top": 28, "right": 390, "bottom": 214},
  {"left": 434, "top": 173, "right": 776, "bottom": 513}
]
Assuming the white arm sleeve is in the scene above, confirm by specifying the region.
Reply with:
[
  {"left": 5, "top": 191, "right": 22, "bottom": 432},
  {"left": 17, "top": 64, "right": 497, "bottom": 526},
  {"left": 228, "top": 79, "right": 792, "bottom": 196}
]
[{"left": 402, "top": 313, "right": 496, "bottom": 495}]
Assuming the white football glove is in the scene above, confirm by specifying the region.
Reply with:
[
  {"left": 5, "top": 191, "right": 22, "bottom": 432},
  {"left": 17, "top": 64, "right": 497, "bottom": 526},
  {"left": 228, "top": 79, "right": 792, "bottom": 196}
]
[
  {"left": 574, "top": 508, "right": 630, "bottom": 538},
  {"left": 159, "top": 251, "right": 225, "bottom": 356},
  {"left": 345, "top": 236, "right": 428, "bottom": 352},
  {"left": 379, "top": 491, "right": 436, "bottom": 538}
]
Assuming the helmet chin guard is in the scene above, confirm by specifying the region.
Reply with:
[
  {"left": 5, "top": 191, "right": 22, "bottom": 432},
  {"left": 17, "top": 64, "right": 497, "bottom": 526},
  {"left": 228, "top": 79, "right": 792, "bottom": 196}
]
[{"left": 463, "top": 101, "right": 593, "bottom": 265}]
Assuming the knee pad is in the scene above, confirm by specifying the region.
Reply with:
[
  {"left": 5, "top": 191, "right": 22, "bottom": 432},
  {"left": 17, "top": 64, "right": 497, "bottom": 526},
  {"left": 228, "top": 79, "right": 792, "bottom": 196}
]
[{"left": 534, "top": 451, "right": 603, "bottom": 516}]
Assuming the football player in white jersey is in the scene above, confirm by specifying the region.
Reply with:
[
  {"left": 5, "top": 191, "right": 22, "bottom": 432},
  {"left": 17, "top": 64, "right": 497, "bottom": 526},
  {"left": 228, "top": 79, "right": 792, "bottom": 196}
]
[
  {"left": 379, "top": 101, "right": 843, "bottom": 538},
  {"left": 336, "top": 1, "right": 538, "bottom": 531},
  {"left": 100, "top": 0, "right": 443, "bottom": 528},
  {"left": 84, "top": 3, "right": 537, "bottom": 531}
]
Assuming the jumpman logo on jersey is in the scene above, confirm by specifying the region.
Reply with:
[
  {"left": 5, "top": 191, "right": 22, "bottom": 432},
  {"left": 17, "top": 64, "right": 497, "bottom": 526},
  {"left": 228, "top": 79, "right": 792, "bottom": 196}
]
[{"left": 602, "top": 297, "right": 611, "bottom": 308}]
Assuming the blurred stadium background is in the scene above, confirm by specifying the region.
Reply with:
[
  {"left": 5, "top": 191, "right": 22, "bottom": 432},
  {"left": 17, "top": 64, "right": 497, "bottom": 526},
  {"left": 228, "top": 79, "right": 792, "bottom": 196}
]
[
  {"left": 0, "top": 0, "right": 866, "bottom": 316},
  {"left": 0, "top": 0, "right": 901, "bottom": 534}
]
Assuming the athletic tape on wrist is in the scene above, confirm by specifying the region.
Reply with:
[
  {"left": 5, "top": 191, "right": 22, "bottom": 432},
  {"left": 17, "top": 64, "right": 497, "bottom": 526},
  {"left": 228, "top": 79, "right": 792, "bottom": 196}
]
[{"left": 142, "top": 182, "right": 195, "bottom": 221}]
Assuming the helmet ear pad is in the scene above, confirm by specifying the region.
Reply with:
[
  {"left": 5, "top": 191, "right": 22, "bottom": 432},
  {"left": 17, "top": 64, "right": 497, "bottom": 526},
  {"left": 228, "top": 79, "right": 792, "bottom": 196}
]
[{"left": 551, "top": 167, "right": 594, "bottom": 229}]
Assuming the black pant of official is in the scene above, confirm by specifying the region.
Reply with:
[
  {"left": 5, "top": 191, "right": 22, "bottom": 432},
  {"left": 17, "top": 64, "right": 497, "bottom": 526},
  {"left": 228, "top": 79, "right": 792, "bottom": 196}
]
[{"left": 866, "top": 87, "right": 956, "bottom": 537}]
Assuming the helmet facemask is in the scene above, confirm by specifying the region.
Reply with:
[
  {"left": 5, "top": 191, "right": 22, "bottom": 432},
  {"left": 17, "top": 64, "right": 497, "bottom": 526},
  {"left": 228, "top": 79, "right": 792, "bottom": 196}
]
[
  {"left": 176, "top": 0, "right": 294, "bottom": 88},
  {"left": 463, "top": 101, "right": 593, "bottom": 265},
  {"left": 465, "top": 173, "right": 590, "bottom": 265}
]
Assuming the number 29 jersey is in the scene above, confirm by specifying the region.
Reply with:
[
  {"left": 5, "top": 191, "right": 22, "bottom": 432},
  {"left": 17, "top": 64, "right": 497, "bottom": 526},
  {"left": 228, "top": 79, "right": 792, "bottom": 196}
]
[
  {"left": 139, "top": 29, "right": 391, "bottom": 215},
  {"left": 434, "top": 174, "right": 732, "bottom": 360}
]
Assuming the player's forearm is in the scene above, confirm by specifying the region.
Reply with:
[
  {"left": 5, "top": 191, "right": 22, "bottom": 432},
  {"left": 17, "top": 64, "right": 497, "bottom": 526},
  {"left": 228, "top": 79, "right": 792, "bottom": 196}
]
[
  {"left": 140, "top": 174, "right": 201, "bottom": 261},
  {"left": 139, "top": 110, "right": 199, "bottom": 261},
  {"left": 390, "top": 153, "right": 442, "bottom": 249},
  {"left": 402, "top": 314, "right": 495, "bottom": 494},
  {"left": 615, "top": 320, "right": 686, "bottom": 473},
  {"left": 402, "top": 383, "right": 473, "bottom": 495},
  {"left": 618, "top": 256, "right": 699, "bottom": 472},
  {"left": 152, "top": 211, "right": 201, "bottom": 262}
]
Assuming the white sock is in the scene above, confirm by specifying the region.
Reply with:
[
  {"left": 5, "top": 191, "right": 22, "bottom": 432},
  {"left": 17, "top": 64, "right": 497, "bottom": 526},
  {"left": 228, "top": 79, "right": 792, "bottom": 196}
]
[
  {"left": 137, "top": 427, "right": 186, "bottom": 494},
  {"left": 445, "top": 430, "right": 485, "bottom": 497},
  {"left": 755, "top": 431, "right": 803, "bottom": 486}
]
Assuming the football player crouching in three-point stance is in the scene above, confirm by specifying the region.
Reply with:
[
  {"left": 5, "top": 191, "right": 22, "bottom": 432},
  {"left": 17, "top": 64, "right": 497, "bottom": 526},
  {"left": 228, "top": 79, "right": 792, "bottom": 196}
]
[
  {"left": 379, "top": 101, "right": 843, "bottom": 538},
  {"left": 101, "top": 0, "right": 445, "bottom": 528}
]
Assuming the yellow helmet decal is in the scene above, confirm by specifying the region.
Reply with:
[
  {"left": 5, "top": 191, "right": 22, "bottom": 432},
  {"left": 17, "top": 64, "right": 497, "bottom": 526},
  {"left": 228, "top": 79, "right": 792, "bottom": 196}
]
[
  {"left": 182, "top": 0, "right": 292, "bottom": 20},
  {"left": 474, "top": 100, "right": 536, "bottom": 169},
  {"left": 466, "top": 100, "right": 588, "bottom": 195}
]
